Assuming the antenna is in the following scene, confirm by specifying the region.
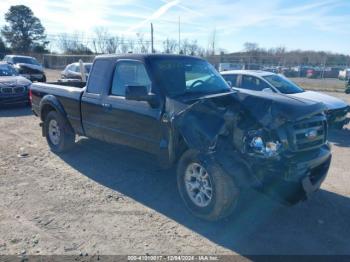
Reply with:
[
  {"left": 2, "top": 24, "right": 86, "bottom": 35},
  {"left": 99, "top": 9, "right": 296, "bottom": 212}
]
[
  {"left": 178, "top": 16, "right": 181, "bottom": 54},
  {"left": 151, "top": 23, "right": 154, "bottom": 53}
]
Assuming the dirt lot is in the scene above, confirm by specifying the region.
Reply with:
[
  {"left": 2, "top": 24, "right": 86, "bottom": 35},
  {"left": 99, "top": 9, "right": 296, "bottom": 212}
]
[{"left": 0, "top": 92, "right": 349, "bottom": 256}]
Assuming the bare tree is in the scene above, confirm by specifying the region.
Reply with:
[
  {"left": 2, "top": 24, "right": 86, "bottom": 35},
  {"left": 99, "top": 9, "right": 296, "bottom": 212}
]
[
  {"left": 136, "top": 33, "right": 150, "bottom": 53},
  {"left": 208, "top": 28, "right": 217, "bottom": 55},
  {"left": 163, "top": 38, "right": 177, "bottom": 53},
  {"left": 92, "top": 27, "right": 120, "bottom": 54},
  {"left": 93, "top": 27, "right": 108, "bottom": 53},
  {"left": 58, "top": 32, "right": 92, "bottom": 54},
  {"left": 244, "top": 42, "right": 259, "bottom": 52},
  {"left": 106, "top": 36, "right": 120, "bottom": 54},
  {"left": 120, "top": 37, "right": 128, "bottom": 54},
  {"left": 188, "top": 40, "right": 199, "bottom": 55}
]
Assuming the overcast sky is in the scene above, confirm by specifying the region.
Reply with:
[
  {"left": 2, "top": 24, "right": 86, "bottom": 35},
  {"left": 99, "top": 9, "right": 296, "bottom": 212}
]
[{"left": 0, "top": 0, "right": 349, "bottom": 54}]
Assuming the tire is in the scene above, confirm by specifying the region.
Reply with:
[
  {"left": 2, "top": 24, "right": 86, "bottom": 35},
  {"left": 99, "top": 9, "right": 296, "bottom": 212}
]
[
  {"left": 44, "top": 111, "right": 75, "bottom": 153},
  {"left": 40, "top": 75, "right": 46, "bottom": 83},
  {"left": 177, "top": 149, "right": 240, "bottom": 221}
]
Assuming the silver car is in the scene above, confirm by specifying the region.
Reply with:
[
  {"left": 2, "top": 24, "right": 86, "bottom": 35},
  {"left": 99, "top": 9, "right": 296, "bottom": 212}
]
[{"left": 221, "top": 70, "right": 349, "bottom": 129}]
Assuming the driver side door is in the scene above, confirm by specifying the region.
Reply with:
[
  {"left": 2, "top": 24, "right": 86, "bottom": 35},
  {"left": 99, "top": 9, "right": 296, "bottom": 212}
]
[{"left": 102, "top": 60, "right": 162, "bottom": 154}]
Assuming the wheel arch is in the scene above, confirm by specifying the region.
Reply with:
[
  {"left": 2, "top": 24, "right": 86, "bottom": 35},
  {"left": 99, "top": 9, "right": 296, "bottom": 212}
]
[{"left": 39, "top": 95, "right": 67, "bottom": 122}]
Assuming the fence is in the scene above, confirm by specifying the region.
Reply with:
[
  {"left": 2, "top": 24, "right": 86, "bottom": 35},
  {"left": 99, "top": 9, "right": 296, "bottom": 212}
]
[{"left": 42, "top": 54, "right": 96, "bottom": 69}]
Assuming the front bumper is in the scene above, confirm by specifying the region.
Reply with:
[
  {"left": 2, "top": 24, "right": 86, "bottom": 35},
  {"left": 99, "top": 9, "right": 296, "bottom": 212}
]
[
  {"left": 250, "top": 144, "right": 332, "bottom": 205},
  {"left": 326, "top": 106, "right": 350, "bottom": 127},
  {"left": 0, "top": 93, "right": 30, "bottom": 106}
]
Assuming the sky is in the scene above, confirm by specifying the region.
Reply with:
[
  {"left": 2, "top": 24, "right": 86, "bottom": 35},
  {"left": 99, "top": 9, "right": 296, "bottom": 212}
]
[{"left": 0, "top": 0, "right": 350, "bottom": 54}]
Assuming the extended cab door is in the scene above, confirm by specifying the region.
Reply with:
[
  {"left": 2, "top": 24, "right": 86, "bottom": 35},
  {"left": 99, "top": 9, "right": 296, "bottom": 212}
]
[
  {"left": 101, "top": 59, "right": 162, "bottom": 154},
  {"left": 81, "top": 58, "right": 115, "bottom": 141}
]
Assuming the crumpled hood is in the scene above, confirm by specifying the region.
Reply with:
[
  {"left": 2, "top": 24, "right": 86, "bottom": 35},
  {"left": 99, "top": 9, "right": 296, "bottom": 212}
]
[
  {"left": 288, "top": 91, "right": 348, "bottom": 110},
  {"left": 16, "top": 63, "right": 44, "bottom": 72},
  {"left": 167, "top": 90, "right": 326, "bottom": 151},
  {"left": 231, "top": 89, "right": 327, "bottom": 127},
  {"left": 0, "top": 76, "right": 32, "bottom": 87}
]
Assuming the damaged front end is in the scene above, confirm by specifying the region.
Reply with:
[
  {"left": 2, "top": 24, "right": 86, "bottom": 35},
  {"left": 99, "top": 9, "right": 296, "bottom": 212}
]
[{"left": 164, "top": 90, "right": 332, "bottom": 205}]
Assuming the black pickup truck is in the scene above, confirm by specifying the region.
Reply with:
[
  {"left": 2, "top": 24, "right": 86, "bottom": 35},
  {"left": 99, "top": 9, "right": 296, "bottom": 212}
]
[{"left": 31, "top": 54, "right": 331, "bottom": 221}]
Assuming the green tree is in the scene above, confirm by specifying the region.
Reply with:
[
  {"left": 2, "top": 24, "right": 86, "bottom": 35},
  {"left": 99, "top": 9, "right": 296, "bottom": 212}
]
[
  {"left": 0, "top": 37, "right": 7, "bottom": 54},
  {"left": 1, "top": 5, "right": 48, "bottom": 52}
]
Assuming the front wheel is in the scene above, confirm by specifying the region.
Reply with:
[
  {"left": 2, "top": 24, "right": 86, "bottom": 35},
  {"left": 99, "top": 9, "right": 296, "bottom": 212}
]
[
  {"left": 177, "top": 150, "right": 240, "bottom": 221},
  {"left": 44, "top": 111, "right": 75, "bottom": 153}
]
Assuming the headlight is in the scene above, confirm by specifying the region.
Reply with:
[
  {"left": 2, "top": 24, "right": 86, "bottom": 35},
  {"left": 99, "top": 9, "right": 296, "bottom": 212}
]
[{"left": 249, "top": 136, "right": 281, "bottom": 158}]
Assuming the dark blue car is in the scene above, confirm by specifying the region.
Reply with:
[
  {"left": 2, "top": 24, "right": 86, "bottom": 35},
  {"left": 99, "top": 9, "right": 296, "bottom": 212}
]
[{"left": 0, "top": 62, "right": 32, "bottom": 106}]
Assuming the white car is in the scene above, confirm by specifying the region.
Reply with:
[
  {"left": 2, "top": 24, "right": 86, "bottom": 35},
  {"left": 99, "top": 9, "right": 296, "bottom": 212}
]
[
  {"left": 221, "top": 70, "right": 349, "bottom": 129},
  {"left": 339, "top": 69, "right": 350, "bottom": 80}
]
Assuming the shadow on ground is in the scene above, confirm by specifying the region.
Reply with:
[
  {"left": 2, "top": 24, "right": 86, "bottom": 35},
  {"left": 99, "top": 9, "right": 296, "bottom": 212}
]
[
  {"left": 0, "top": 105, "right": 32, "bottom": 117},
  {"left": 58, "top": 138, "right": 350, "bottom": 255}
]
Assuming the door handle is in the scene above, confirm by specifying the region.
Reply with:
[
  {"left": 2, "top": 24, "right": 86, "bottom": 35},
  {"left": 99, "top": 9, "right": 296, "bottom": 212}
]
[{"left": 102, "top": 103, "right": 112, "bottom": 111}]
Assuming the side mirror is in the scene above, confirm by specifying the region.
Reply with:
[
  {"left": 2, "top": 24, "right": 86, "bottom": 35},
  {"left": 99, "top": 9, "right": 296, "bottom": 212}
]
[
  {"left": 226, "top": 80, "right": 233, "bottom": 87},
  {"left": 262, "top": 88, "right": 273, "bottom": 93},
  {"left": 125, "top": 85, "right": 159, "bottom": 107}
]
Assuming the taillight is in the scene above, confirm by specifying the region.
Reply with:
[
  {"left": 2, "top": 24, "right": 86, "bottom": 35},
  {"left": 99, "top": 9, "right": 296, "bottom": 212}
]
[{"left": 29, "top": 87, "right": 32, "bottom": 105}]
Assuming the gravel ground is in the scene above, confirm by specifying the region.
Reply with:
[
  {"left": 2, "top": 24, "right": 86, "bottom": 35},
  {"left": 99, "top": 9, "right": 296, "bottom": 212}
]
[{"left": 0, "top": 92, "right": 349, "bottom": 256}]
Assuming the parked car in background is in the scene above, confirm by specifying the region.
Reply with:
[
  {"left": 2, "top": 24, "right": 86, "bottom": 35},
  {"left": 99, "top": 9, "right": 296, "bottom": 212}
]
[
  {"left": 61, "top": 62, "right": 92, "bottom": 80},
  {"left": 3, "top": 55, "right": 46, "bottom": 82},
  {"left": 221, "top": 70, "right": 350, "bottom": 129},
  {"left": 346, "top": 79, "right": 350, "bottom": 94},
  {"left": 0, "top": 62, "right": 31, "bottom": 106},
  {"left": 218, "top": 63, "right": 244, "bottom": 72},
  {"left": 306, "top": 68, "right": 322, "bottom": 78},
  {"left": 339, "top": 68, "right": 350, "bottom": 80},
  {"left": 30, "top": 54, "right": 331, "bottom": 221},
  {"left": 323, "top": 67, "right": 343, "bottom": 78}
]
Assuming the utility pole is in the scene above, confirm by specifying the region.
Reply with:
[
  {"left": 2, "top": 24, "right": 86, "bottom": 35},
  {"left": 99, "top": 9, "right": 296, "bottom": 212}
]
[
  {"left": 151, "top": 23, "right": 154, "bottom": 53},
  {"left": 178, "top": 16, "right": 181, "bottom": 54}
]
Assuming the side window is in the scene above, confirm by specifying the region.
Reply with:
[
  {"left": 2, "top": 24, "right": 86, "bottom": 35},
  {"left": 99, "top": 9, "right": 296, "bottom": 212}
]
[
  {"left": 111, "top": 61, "right": 151, "bottom": 97},
  {"left": 67, "top": 65, "right": 74, "bottom": 71},
  {"left": 87, "top": 59, "right": 114, "bottom": 94},
  {"left": 241, "top": 75, "right": 269, "bottom": 91},
  {"left": 222, "top": 74, "right": 238, "bottom": 87},
  {"left": 74, "top": 65, "right": 81, "bottom": 72}
]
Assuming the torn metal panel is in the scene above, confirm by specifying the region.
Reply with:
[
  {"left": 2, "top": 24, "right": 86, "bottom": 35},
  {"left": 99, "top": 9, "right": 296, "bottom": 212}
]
[{"left": 165, "top": 90, "right": 327, "bottom": 153}]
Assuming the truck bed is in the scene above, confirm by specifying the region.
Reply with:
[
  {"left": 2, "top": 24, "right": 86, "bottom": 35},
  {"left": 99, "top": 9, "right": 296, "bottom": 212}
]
[{"left": 30, "top": 82, "right": 85, "bottom": 134}]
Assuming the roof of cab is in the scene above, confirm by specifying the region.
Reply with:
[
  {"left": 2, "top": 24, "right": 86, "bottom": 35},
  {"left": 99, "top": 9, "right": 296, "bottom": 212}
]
[
  {"left": 220, "top": 70, "right": 275, "bottom": 77},
  {"left": 4, "top": 55, "right": 36, "bottom": 59},
  {"left": 94, "top": 53, "right": 204, "bottom": 61}
]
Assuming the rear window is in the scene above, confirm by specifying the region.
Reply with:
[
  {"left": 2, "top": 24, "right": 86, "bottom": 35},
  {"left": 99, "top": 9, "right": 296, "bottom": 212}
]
[
  {"left": 87, "top": 59, "right": 115, "bottom": 94},
  {"left": 13, "top": 57, "right": 40, "bottom": 65}
]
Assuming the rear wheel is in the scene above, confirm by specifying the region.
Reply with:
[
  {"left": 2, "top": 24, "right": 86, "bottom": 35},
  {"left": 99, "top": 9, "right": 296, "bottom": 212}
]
[
  {"left": 44, "top": 111, "right": 75, "bottom": 153},
  {"left": 177, "top": 150, "right": 240, "bottom": 221},
  {"left": 39, "top": 75, "right": 46, "bottom": 82}
]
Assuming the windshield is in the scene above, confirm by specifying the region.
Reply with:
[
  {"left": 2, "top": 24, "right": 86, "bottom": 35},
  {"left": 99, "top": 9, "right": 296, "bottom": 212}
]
[
  {"left": 0, "top": 64, "right": 18, "bottom": 76},
  {"left": 263, "top": 74, "right": 304, "bottom": 94},
  {"left": 149, "top": 57, "right": 230, "bottom": 97},
  {"left": 13, "top": 57, "right": 40, "bottom": 66}
]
